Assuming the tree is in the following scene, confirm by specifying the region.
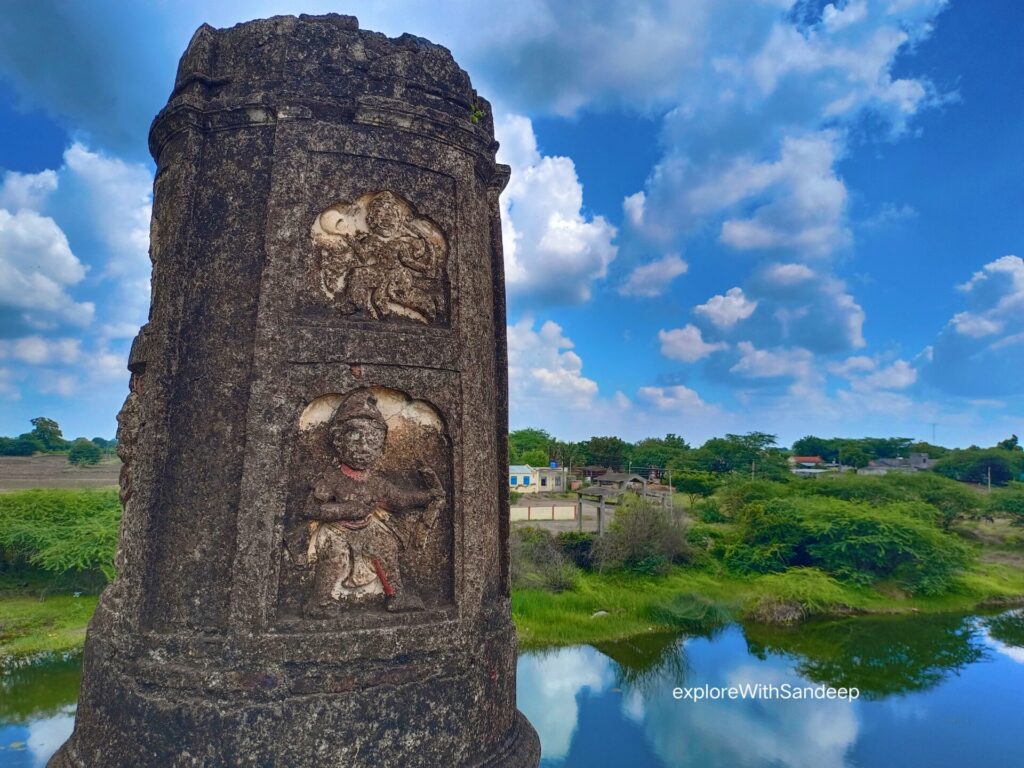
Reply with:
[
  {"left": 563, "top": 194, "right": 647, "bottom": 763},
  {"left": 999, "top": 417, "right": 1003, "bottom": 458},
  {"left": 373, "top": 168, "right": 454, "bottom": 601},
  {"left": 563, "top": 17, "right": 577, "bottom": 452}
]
[
  {"left": 519, "top": 448, "right": 549, "bottom": 467},
  {"left": 631, "top": 434, "right": 689, "bottom": 472},
  {"left": 68, "top": 438, "right": 103, "bottom": 466},
  {"left": 934, "top": 450, "right": 1017, "bottom": 487},
  {"left": 582, "top": 436, "right": 632, "bottom": 469},
  {"left": 672, "top": 470, "right": 721, "bottom": 507},
  {"left": 30, "top": 416, "right": 66, "bottom": 451},
  {"left": 997, "top": 434, "right": 1022, "bottom": 452},
  {"left": 508, "top": 428, "right": 551, "bottom": 464},
  {"left": 792, "top": 436, "right": 835, "bottom": 461},
  {"left": 0, "top": 436, "right": 43, "bottom": 456}
]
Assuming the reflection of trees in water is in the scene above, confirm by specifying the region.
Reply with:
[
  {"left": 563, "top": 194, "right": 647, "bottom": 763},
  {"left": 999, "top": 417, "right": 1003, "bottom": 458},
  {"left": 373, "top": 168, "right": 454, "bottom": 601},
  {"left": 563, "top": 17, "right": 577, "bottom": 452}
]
[
  {"left": 0, "top": 654, "right": 81, "bottom": 722},
  {"left": 595, "top": 598, "right": 731, "bottom": 694},
  {"left": 985, "top": 608, "right": 1024, "bottom": 648},
  {"left": 595, "top": 632, "right": 688, "bottom": 694},
  {"left": 743, "top": 613, "right": 987, "bottom": 699}
]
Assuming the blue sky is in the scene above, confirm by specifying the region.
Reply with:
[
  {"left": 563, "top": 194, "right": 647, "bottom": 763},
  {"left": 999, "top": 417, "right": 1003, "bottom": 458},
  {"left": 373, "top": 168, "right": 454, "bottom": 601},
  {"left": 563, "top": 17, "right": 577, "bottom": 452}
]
[{"left": 0, "top": 0, "right": 1021, "bottom": 447}]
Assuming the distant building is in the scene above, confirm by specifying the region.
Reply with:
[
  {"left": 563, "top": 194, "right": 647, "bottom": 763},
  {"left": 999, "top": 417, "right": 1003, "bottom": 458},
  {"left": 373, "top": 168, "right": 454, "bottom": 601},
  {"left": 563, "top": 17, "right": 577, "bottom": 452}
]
[
  {"left": 857, "top": 452, "right": 933, "bottom": 476},
  {"left": 592, "top": 472, "right": 647, "bottom": 493},
  {"left": 788, "top": 455, "right": 838, "bottom": 477},
  {"left": 508, "top": 465, "right": 539, "bottom": 493},
  {"left": 536, "top": 466, "right": 567, "bottom": 492},
  {"left": 789, "top": 456, "right": 825, "bottom": 468}
]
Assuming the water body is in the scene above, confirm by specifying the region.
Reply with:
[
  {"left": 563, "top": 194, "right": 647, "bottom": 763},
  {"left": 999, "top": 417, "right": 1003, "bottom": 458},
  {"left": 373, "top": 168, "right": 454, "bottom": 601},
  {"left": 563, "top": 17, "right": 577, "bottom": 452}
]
[{"left": 2, "top": 611, "right": 1023, "bottom": 767}]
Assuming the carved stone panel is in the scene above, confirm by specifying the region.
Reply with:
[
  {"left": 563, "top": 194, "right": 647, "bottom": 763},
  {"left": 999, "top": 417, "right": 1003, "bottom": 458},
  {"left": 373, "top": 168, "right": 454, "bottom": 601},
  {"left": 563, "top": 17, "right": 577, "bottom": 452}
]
[
  {"left": 312, "top": 191, "right": 449, "bottom": 325},
  {"left": 279, "top": 386, "right": 453, "bottom": 620}
]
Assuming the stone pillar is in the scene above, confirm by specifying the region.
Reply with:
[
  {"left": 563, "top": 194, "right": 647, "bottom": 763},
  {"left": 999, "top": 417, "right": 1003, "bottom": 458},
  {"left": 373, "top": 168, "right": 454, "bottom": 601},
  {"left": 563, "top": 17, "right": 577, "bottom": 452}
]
[{"left": 51, "top": 14, "right": 539, "bottom": 768}]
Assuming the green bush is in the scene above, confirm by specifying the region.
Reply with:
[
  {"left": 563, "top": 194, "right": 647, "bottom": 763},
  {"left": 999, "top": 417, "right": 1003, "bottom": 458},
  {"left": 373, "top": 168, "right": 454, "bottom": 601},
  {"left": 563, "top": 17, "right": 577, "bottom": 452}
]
[
  {"left": 0, "top": 436, "right": 43, "bottom": 456},
  {"left": 987, "top": 484, "right": 1024, "bottom": 525},
  {"left": 509, "top": 527, "right": 577, "bottom": 592},
  {"left": 591, "top": 497, "right": 690, "bottom": 575},
  {"left": 68, "top": 438, "right": 103, "bottom": 466},
  {"left": 0, "top": 489, "right": 121, "bottom": 581},
  {"left": 555, "top": 531, "right": 596, "bottom": 569},
  {"left": 723, "top": 496, "right": 972, "bottom": 594},
  {"left": 696, "top": 498, "right": 729, "bottom": 523},
  {"left": 718, "top": 479, "right": 790, "bottom": 519}
]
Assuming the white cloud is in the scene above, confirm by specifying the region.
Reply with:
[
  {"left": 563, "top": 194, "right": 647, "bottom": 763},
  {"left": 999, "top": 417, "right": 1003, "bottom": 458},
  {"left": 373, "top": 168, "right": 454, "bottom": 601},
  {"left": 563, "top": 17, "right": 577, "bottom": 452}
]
[
  {"left": 0, "top": 367, "right": 19, "bottom": 399},
  {"left": 763, "top": 262, "right": 816, "bottom": 286},
  {"left": 0, "top": 336, "right": 81, "bottom": 365},
  {"left": 508, "top": 317, "right": 599, "bottom": 410},
  {"left": 496, "top": 114, "right": 618, "bottom": 305},
  {"left": 951, "top": 311, "right": 1002, "bottom": 338},
  {"left": 853, "top": 359, "right": 917, "bottom": 391},
  {"left": 62, "top": 143, "right": 152, "bottom": 331},
  {"left": 619, "top": 253, "right": 688, "bottom": 298},
  {"left": 731, "top": 342, "right": 814, "bottom": 379},
  {"left": 716, "top": 132, "right": 849, "bottom": 257},
  {"left": 638, "top": 385, "right": 713, "bottom": 414},
  {"left": 828, "top": 355, "right": 876, "bottom": 377},
  {"left": 695, "top": 287, "right": 758, "bottom": 329},
  {"left": 0, "top": 208, "right": 94, "bottom": 332},
  {"left": 623, "top": 191, "right": 646, "bottom": 228},
  {"left": 0, "top": 168, "right": 58, "bottom": 211},
  {"left": 922, "top": 255, "right": 1024, "bottom": 397},
  {"left": 659, "top": 324, "right": 728, "bottom": 363},
  {"left": 39, "top": 372, "right": 78, "bottom": 397}
]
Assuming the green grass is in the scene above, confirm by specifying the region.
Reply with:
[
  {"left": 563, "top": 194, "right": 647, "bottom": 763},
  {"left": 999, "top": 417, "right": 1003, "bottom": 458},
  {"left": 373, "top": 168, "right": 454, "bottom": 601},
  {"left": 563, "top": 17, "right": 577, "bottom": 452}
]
[
  {"left": 0, "top": 594, "right": 97, "bottom": 661},
  {"left": 512, "top": 558, "right": 1024, "bottom": 649}
]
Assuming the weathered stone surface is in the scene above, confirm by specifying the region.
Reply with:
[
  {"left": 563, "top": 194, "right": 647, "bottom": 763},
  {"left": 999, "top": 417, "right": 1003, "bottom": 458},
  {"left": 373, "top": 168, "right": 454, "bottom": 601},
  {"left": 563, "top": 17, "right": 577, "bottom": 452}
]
[{"left": 50, "top": 13, "right": 538, "bottom": 767}]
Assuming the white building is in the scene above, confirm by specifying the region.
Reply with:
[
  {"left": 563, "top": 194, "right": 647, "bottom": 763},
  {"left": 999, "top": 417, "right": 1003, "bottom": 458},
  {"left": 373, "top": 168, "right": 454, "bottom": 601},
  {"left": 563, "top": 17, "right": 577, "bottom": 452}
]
[{"left": 508, "top": 464, "right": 539, "bottom": 494}]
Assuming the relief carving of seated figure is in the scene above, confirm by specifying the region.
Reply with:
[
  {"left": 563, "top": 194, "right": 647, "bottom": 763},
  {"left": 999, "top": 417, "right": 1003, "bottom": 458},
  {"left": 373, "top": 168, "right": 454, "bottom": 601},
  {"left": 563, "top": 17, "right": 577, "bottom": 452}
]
[
  {"left": 338, "top": 192, "right": 441, "bottom": 322},
  {"left": 300, "top": 392, "right": 445, "bottom": 618}
]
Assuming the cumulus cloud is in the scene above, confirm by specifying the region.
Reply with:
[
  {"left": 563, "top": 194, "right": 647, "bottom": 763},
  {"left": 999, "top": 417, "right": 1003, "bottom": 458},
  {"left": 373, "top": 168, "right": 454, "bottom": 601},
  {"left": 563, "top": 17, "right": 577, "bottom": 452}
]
[
  {"left": 619, "top": 253, "right": 688, "bottom": 298},
  {"left": 496, "top": 114, "right": 618, "bottom": 305},
  {"left": 849, "top": 359, "right": 917, "bottom": 391},
  {"left": 922, "top": 255, "right": 1024, "bottom": 397},
  {"left": 508, "top": 317, "right": 599, "bottom": 412},
  {"left": 827, "top": 355, "right": 876, "bottom": 377},
  {"left": 659, "top": 325, "right": 728, "bottom": 363},
  {"left": 730, "top": 342, "right": 815, "bottom": 380},
  {"left": 0, "top": 336, "right": 81, "bottom": 365},
  {"left": 695, "top": 287, "right": 757, "bottom": 329},
  {"left": 0, "top": 168, "right": 58, "bottom": 211},
  {"left": 0, "top": 208, "right": 94, "bottom": 334},
  {"left": 638, "top": 385, "right": 714, "bottom": 414}
]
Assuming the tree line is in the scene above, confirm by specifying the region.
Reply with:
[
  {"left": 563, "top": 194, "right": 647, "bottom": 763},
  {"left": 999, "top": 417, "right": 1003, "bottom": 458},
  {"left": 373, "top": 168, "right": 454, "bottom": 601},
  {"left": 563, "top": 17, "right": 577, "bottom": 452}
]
[
  {"left": 509, "top": 428, "right": 1024, "bottom": 488},
  {"left": 0, "top": 417, "right": 116, "bottom": 465}
]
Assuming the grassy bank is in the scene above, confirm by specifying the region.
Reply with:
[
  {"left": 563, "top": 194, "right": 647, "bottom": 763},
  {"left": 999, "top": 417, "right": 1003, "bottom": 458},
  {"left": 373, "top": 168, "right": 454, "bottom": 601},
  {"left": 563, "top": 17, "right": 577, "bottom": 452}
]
[
  {"left": 0, "top": 594, "right": 97, "bottom": 663},
  {"left": 512, "top": 559, "right": 1024, "bottom": 649}
]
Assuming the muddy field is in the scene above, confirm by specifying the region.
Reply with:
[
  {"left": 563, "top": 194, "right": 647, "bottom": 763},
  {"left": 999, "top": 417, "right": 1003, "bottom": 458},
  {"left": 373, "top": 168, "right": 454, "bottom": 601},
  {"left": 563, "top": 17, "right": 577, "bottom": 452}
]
[{"left": 0, "top": 455, "right": 120, "bottom": 492}]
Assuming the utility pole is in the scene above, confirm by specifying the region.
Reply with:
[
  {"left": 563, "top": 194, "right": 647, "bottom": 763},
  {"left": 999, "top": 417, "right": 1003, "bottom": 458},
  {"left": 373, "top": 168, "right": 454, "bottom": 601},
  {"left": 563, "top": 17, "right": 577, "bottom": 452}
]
[
  {"left": 988, "top": 465, "right": 992, "bottom": 494},
  {"left": 751, "top": 460, "right": 755, "bottom": 480}
]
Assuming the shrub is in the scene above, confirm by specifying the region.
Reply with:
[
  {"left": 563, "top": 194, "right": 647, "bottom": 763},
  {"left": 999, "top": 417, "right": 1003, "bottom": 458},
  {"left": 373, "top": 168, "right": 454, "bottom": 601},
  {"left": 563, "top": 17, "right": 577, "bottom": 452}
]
[
  {"left": 509, "top": 527, "right": 577, "bottom": 592},
  {"left": 718, "top": 479, "right": 790, "bottom": 519},
  {"left": 696, "top": 498, "right": 728, "bottom": 523},
  {"left": 723, "top": 496, "right": 972, "bottom": 594},
  {"left": 988, "top": 486, "right": 1024, "bottom": 525},
  {"left": 0, "top": 436, "right": 43, "bottom": 456},
  {"left": 591, "top": 497, "right": 690, "bottom": 575},
  {"left": 68, "top": 438, "right": 103, "bottom": 466},
  {"left": 0, "top": 489, "right": 121, "bottom": 581},
  {"left": 555, "top": 531, "right": 596, "bottom": 569}
]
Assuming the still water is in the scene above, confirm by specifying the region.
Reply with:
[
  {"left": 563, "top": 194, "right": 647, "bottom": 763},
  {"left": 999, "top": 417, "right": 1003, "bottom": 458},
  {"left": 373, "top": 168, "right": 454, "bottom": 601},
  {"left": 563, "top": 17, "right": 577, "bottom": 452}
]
[{"left": 2, "top": 611, "right": 1023, "bottom": 767}]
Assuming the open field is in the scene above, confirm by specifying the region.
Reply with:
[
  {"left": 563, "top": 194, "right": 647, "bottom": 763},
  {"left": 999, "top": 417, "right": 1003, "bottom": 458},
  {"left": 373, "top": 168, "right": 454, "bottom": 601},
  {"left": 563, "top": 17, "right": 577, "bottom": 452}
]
[{"left": 0, "top": 456, "right": 120, "bottom": 492}]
